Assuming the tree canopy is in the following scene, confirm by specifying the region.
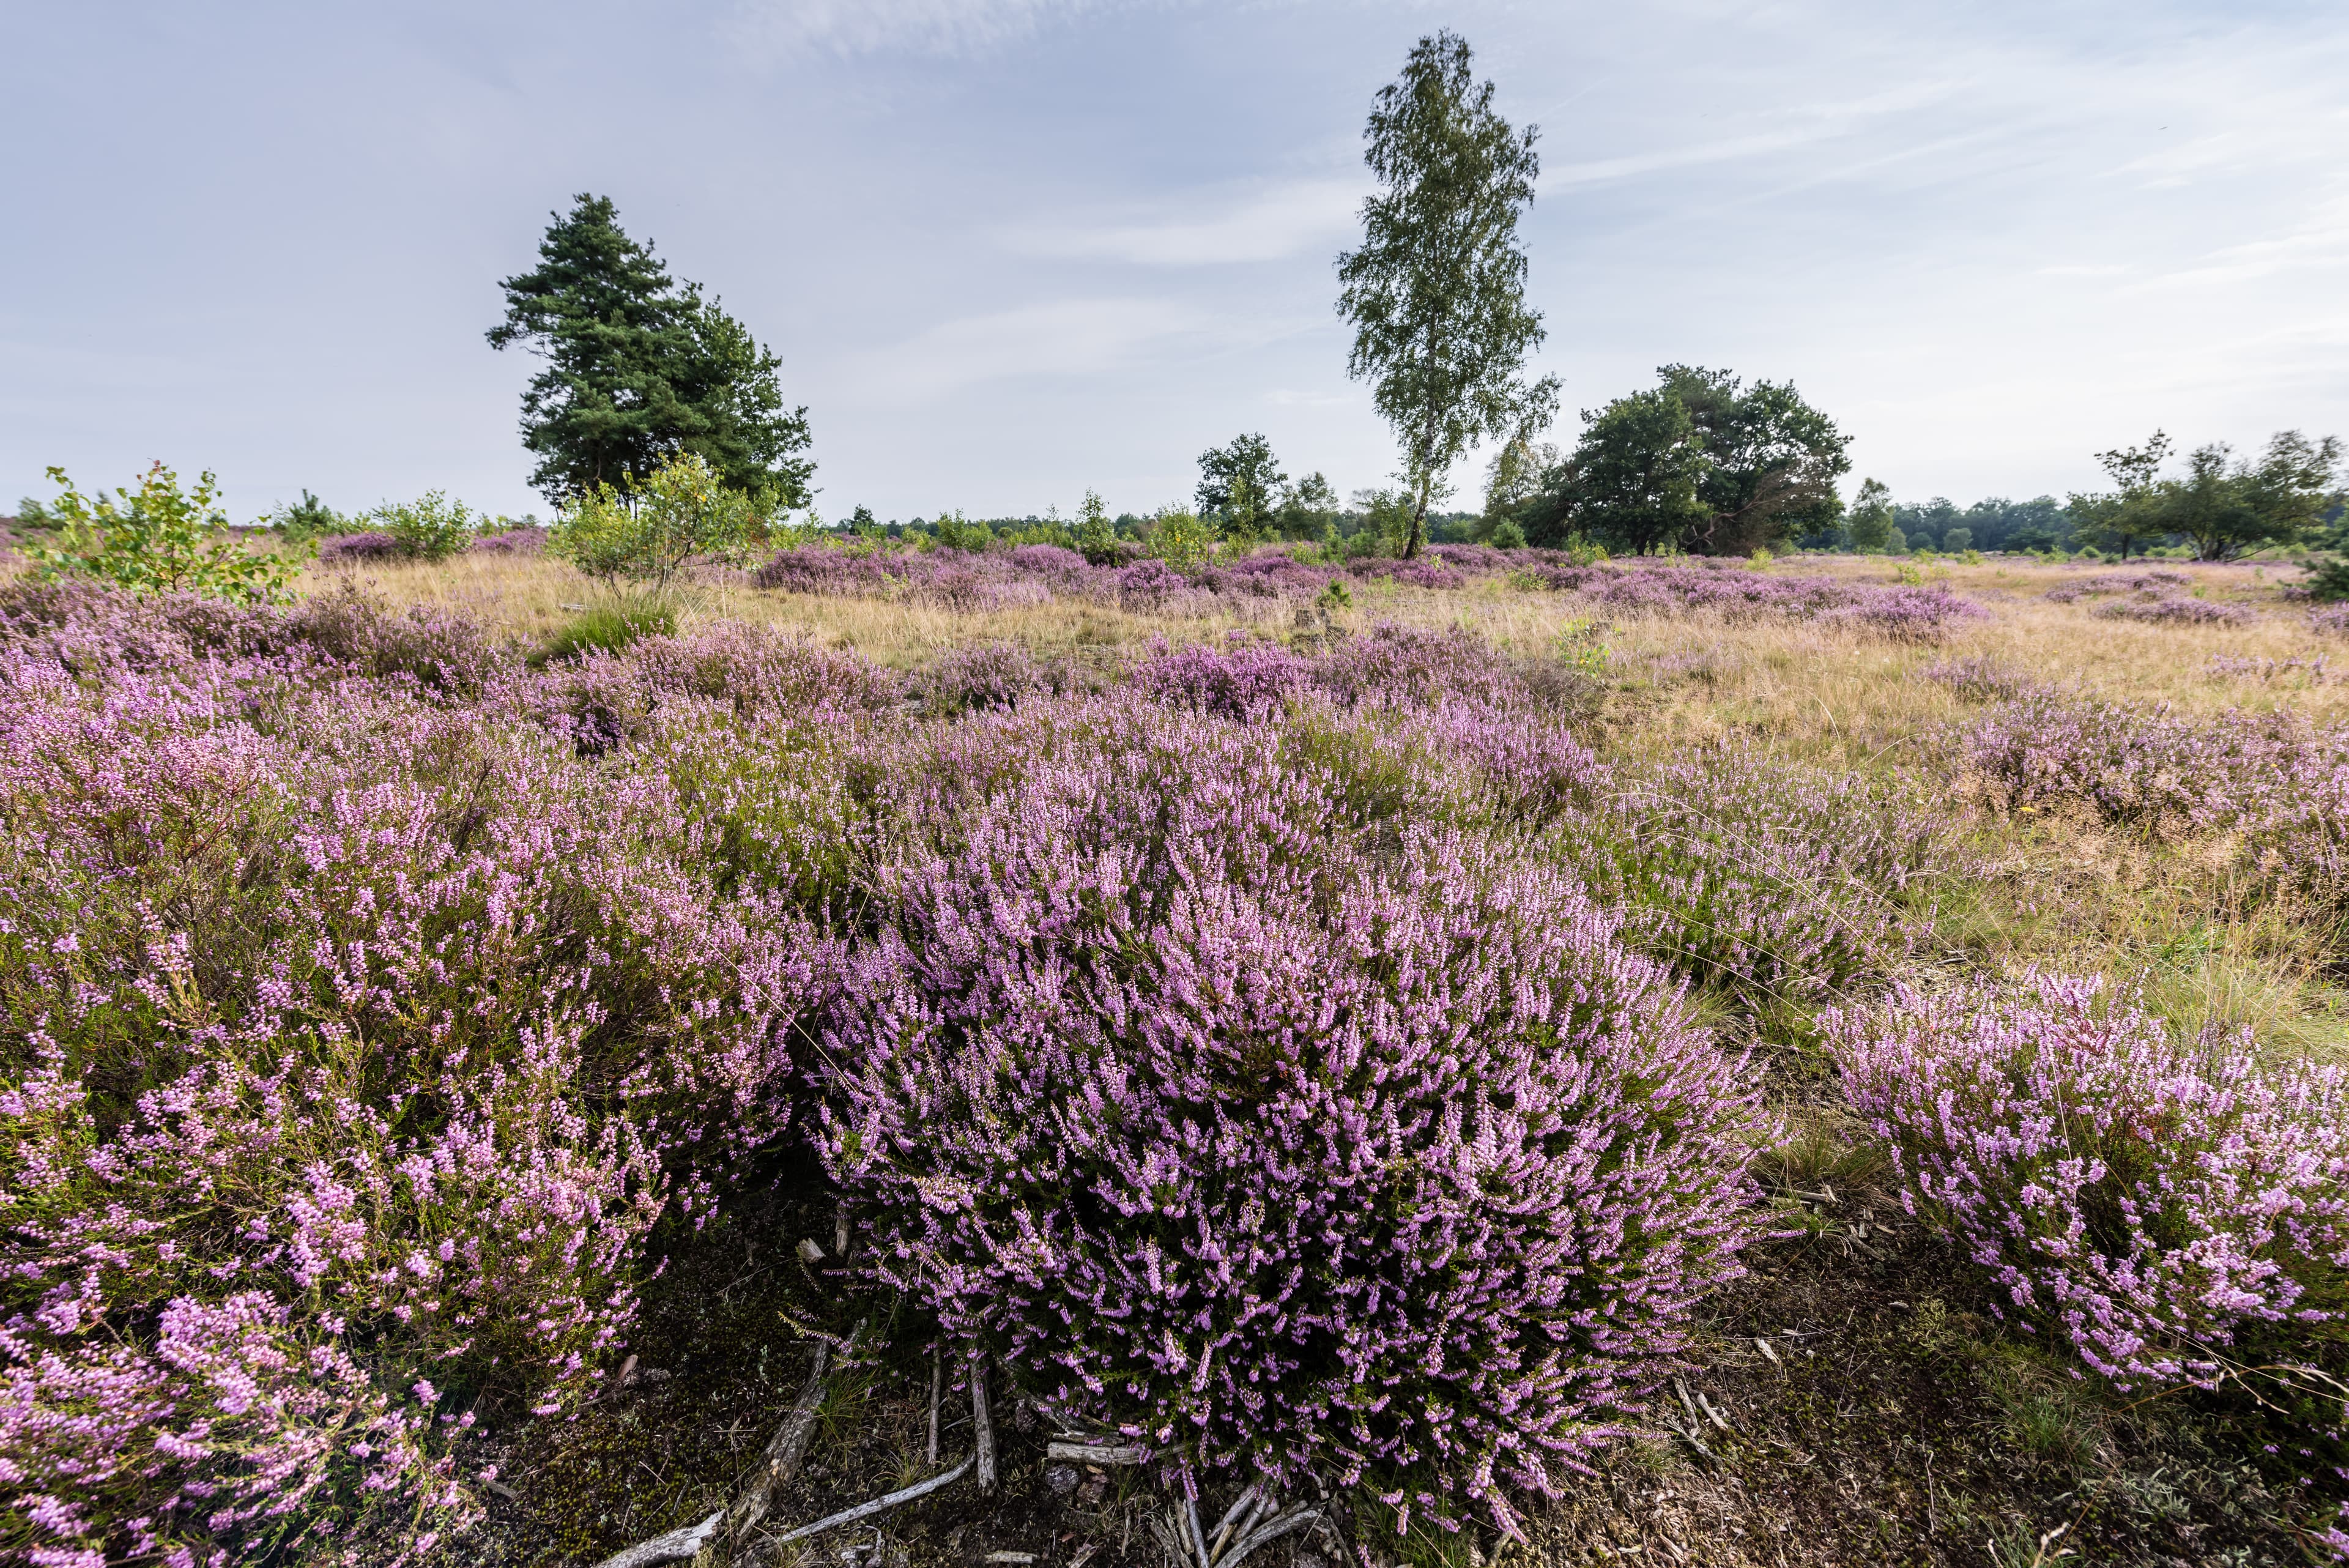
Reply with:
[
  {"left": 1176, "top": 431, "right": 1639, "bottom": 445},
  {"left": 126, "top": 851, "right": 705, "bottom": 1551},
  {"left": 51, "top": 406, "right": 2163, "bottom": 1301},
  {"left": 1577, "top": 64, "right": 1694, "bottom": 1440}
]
[
  {"left": 1195, "top": 433, "right": 1287, "bottom": 543},
  {"left": 2068, "top": 429, "right": 2340, "bottom": 562},
  {"left": 1657, "top": 365, "right": 1849, "bottom": 554},
  {"left": 488, "top": 194, "right": 814, "bottom": 511},
  {"left": 1514, "top": 367, "right": 1846, "bottom": 554},
  {"left": 1337, "top": 31, "right": 1556, "bottom": 559}
]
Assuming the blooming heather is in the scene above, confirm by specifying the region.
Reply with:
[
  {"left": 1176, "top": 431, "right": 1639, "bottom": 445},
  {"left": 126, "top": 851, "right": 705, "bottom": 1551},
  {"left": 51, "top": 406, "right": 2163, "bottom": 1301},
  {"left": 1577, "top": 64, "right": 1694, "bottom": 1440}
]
[
  {"left": 2091, "top": 594, "right": 2255, "bottom": 627},
  {"left": 1559, "top": 744, "right": 1944, "bottom": 1005},
  {"left": 0, "top": 621, "right": 835, "bottom": 1563},
  {"left": 1533, "top": 561, "right": 1987, "bottom": 641},
  {"left": 1828, "top": 974, "right": 2349, "bottom": 1392},
  {"left": 820, "top": 708, "right": 1765, "bottom": 1535}
]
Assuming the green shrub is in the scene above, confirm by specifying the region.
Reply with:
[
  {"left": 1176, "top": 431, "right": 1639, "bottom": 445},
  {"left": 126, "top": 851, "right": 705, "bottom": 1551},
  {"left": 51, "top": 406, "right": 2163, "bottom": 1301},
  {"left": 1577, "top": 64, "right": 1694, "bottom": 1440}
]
[
  {"left": 2304, "top": 555, "right": 2349, "bottom": 602},
  {"left": 533, "top": 600, "right": 678, "bottom": 666},
  {"left": 25, "top": 463, "right": 302, "bottom": 604},
  {"left": 1489, "top": 517, "right": 1527, "bottom": 549},
  {"left": 1144, "top": 505, "right": 1213, "bottom": 568},
  {"left": 551, "top": 452, "right": 770, "bottom": 594},
  {"left": 267, "top": 489, "right": 345, "bottom": 542},
  {"left": 930, "top": 510, "right": 993, "bottom": 552},
  {"left": 364, "top": 491, "right": 483, "bottom": 559}
]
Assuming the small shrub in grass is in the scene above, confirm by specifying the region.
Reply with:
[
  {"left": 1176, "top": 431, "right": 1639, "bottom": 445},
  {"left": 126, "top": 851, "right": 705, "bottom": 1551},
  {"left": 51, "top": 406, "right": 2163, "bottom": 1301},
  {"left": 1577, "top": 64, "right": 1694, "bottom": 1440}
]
[
  {"left": 821, "top": 712, "right": 1764, "bottom": 1534},
  {"left": 2092, "top": 594, "right": 2255, "bottom": 627},
  {"left": 1920, "top": 655, "right": 2032, "bottom": 703},
  {"left": 26, "top": 462, "right": 302, "bottom": 604},
  {"left": 1130, "top": 632, "right": 1311, "bottom": 718},
  {"left": 924, "top": 641, "right": 1042, "bottom": 713},
  {"left": 1827, "top": 972, "right": 2349, "bottom": 1391},
  {"left": 1562, "top": 743, "right": 1944, "bottom": 1006},
  {"left": 552, "top": 452, "right": 770, "bottom": 596},
  {"left": 363, "top": 490, "right": 486, "bottom": 560},
  {"left": 0, "top": 667, "right": 836, "bottom": 1564},
  {"left": 534, "top": 599, "right": 677, "bottom": 666},
  {"left": 2312, "top": 603, "right": 2349, "bottom": 637},
  {"left": 317, "top": 529, "right": 404, "bottom": 563}
]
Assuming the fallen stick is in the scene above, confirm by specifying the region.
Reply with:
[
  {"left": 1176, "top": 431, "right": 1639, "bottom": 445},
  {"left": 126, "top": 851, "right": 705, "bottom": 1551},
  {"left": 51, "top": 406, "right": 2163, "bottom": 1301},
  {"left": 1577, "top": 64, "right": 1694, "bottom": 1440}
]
[
  {"left": 1044, "top": 1441, "right": 1149, "bottom": 1466},
  {"left": 971, "top": 1360, "right": 997, "bottom": 1495},
  {"left": 927, "top": 1347, "right": 941, "bottom": 1466},
  {"left": 1222, "top": 1507, "right": 1320, "bottom": 1568},
  {"left": 1186, "top": 1495, "right": 1212, "bottom": 1568},
  {"left": 728, "top": 1324, "right": 863, "bottom": 1543},
  {"left": 771, "top": 1454, "right": 976, "bottom": 1544},
  {"left": 1210, "top": 1485, "right": 1261, "bottom": 1559},
  {"left": 588, "top": 1508, "right": 723, "bottom": 1568}
]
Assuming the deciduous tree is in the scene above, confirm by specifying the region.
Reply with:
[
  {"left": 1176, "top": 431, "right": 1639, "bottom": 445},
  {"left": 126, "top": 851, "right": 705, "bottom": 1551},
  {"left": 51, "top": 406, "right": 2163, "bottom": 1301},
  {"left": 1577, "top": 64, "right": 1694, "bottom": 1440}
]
[
  {"left": 1657, "top": 365, "right": 1849, "bottom": 554},
  {"left": 1195, "top": 433, "right": 1286, "bottom": 545},
  {"left": 1337, "top": 32, "right": 1557, "bottom": 559}
]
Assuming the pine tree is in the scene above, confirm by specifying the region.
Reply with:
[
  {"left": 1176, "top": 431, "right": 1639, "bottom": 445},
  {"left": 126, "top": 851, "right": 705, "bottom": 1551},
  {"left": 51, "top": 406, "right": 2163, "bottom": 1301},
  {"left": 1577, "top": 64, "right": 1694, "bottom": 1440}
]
[{"left": 488, "top": 195, "right": 813, "bottom": 511}]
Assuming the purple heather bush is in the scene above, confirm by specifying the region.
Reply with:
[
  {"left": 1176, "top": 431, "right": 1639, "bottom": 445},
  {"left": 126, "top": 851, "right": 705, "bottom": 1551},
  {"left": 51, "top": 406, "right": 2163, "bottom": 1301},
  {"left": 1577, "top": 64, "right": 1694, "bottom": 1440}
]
[
  {"left": 1920, "top": 655, "right": 2033, "bottom": 704},
  {"left": 1561, "top": 744, "right": 1944, "bottom": 1006},
  {"left": 818, "top": 705, "right": 1764, "bottom": 1534},
  {"left": 924, "top": 641, "right": 1045, "bottom": 713},
  {"left": 314, "top": 531, "right": 404, "bottom": 564},
  {"left": 1535, "top": 562, "right": 1987, "bottom": 641},
  {"left": 1962, "top": 690, "right": 2349, "bottom": 837},
  {"left": 2042, "top": 568, "right": 2192, "bottom": 603},
  {"left": 1828, "top": 972, "right": 2349, "bottom": 1525},
  {"left": 1130, "top": 633, "right": 1313, "bottom": 719},
  {"left": 1132, "top": 624, "right": 1549, "bottom": 722},
  {"left": 464, "top": 526, "right": 546, "bottom": 556},
  {"left": 2091, "top": 593, "right": 2255, "bottom": 627},
  {"left": 0, "top": 630, "right": 836, "bottom": 1564}
]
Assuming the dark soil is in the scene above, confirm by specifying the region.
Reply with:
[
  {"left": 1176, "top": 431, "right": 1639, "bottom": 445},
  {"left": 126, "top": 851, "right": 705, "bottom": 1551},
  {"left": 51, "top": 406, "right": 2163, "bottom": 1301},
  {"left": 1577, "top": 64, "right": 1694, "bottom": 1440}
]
[{"left": 429, "top": 1156, "right": 2317, "bottom": 1568}]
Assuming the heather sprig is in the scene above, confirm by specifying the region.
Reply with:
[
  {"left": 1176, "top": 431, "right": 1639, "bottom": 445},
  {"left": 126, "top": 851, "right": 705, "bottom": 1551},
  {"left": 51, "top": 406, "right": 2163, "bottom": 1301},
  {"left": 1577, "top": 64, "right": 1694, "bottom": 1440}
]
[
  {"left": 820, "top": 716, "right": 1765, "bottom": 1534},
  {"left": 1827, "top": 972, "right": 2349, "bottom": 1495},
  {"left": 0, "top": 621, "right": 837, "bottom": 1564}
]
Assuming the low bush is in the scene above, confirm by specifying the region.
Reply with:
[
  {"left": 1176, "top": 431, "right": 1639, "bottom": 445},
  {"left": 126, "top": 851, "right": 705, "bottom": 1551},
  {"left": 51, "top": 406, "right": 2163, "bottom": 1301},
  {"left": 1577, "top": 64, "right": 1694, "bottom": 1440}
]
[
  {"left": 1828, "top": 973, "right": 2349, "bottom": 1542},
  {"left": 923, "top": 641, "right": 1043, "bottom": 713},
  {"left": 365, "top": 491, "right": 486, "bottom": 561},
  {"left": 1562, "top": 744, "right": 1943, "bottom": 1006},
  {"left": 820, "top": 707, "right": 1764, "bottom": 1533},
  {"left": 0, "top": 660, "right": 833, "bottom": 1565},
  {"left": 534, "top": 600, "right": 678, "bottom": 666},
  {"left": 317, "top": 530, "right": 405, "bottom": 564},
  {"left": 1830, "top": 972, "right": 2349, "bottom": 1386},
  {"left": 24, "top": 462, "right": 302, "bottom": 604},
  {"left": 551, "top": 453, "right": 770, "bottom": 595},
  {"left": 2091, "top": 594, "right": 2254, "bottom": 626}
]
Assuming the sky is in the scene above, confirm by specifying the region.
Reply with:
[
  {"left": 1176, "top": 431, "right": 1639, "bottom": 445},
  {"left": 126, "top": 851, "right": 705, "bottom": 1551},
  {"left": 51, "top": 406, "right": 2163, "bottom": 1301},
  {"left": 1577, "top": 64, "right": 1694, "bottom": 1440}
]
[{"left": 4, "top": 0, "right": 2345, "bottom": 524}]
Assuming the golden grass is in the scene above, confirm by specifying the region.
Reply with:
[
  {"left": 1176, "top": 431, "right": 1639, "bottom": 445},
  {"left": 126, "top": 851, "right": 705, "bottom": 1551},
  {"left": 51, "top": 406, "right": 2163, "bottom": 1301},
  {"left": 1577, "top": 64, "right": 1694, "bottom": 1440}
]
[{"left": 331, "top": 548, "right": 2349, "bottom": 1055}]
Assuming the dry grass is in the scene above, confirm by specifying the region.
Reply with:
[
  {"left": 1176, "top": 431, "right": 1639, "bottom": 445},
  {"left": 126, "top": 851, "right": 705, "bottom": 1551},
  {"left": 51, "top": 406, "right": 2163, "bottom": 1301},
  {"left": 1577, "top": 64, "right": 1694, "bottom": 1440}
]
[{"left": 334, "top": 548, "right": 2346, "bottom": 1566}]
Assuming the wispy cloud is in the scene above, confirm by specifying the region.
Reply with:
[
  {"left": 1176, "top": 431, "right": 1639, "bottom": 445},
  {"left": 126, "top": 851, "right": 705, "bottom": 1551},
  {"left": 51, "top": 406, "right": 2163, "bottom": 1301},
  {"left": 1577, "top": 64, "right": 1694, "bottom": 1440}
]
[
  {"left": 1540, "top": 81, "right": 1959, "bottom": 190},
  {"left": 727, "top": 0, "right": 1132, "bottom": 57},
  {"left": 842, "top": 297, "right": 1211, "bottom": 400},
  {"left": 1003, "top": 176, "right": 1365, "bottom": 266}
]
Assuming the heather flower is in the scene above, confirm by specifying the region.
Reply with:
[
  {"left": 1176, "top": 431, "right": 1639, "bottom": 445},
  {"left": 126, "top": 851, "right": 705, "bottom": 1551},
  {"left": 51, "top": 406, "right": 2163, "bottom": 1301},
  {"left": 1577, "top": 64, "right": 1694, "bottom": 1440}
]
[
  {"left": 1557, "top": 743, "right": 1944, "bottom": 1004},
  {"left": 0, "top": 615, "right": 836, "bottom": 1562},
  {"left": 820, "top": 713, "right": 1764, "bottom": 1534},
  {"left": 1920, "top": 655, "right": 2032, "bottom": 703},
  {"left": 1533, "top": 561, "right": 1988, "bottom": 641},
  {"left": 2091, "top": 593, "right": 2254, "bottom": 627},
  {"left": 1828, "top": 973, "right": 2349, "bottom": 1394},
  {"left": 315, "top": 531, "right": 404, "bottom": 563}
]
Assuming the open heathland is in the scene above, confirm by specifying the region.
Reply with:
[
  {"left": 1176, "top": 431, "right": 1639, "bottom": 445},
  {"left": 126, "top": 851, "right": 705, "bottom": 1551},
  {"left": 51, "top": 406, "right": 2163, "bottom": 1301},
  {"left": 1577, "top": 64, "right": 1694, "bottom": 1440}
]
[{"left": 4, "top": 543, "right": 2348, "bottom": 1568}]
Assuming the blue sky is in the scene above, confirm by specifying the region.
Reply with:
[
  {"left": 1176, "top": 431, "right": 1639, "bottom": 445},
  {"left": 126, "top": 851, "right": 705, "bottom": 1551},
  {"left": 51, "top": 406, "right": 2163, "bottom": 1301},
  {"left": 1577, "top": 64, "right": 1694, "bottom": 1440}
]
[{"left": 4, "top": 1, "right": 2345, "bottom": 523}]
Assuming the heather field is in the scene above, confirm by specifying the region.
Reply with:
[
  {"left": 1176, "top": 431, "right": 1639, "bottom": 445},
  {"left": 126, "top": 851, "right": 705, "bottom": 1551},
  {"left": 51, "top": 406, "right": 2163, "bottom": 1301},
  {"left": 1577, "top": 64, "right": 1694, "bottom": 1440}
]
[{"left": 9, "top": 542, "right": 2349, "bottom": 1568}]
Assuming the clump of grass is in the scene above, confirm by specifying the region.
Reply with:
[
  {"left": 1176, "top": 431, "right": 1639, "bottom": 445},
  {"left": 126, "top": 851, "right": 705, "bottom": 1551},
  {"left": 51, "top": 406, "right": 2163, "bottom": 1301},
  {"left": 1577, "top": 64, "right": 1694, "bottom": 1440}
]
[{"left": 532, "top": 596, "right": 678, "bottom": 666}]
